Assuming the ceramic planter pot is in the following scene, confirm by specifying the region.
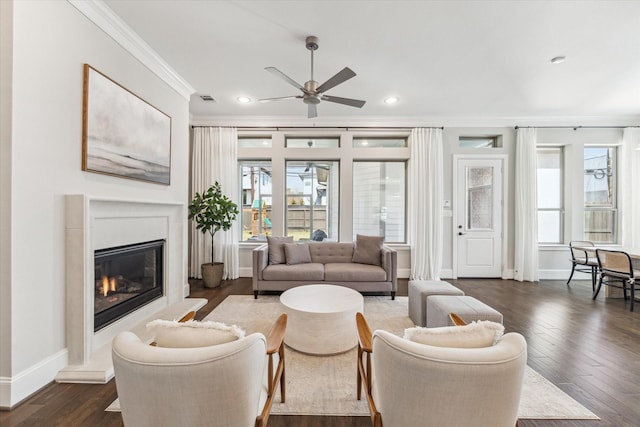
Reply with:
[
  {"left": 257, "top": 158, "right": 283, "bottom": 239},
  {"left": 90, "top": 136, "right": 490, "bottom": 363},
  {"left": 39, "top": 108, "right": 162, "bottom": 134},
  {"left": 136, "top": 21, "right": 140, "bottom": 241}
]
[{"left": 201, "top": 262, "right": 224, "bottom": 288}]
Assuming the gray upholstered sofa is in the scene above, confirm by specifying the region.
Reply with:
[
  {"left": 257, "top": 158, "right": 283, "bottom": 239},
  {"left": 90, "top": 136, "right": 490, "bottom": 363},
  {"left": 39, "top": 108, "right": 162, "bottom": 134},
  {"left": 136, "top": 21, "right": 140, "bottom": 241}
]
[{"left": 252, "top": 240, "right": 397, "bottom": 299}]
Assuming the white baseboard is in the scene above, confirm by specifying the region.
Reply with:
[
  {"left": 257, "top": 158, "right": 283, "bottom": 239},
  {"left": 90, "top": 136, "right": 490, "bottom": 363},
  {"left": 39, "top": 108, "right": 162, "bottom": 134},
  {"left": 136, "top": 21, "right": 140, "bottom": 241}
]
[
  {"left": 0, "top": 349, "right": 68, "bottom": 409},
  {"left": 539, "top": 269, "right": 586, "bottom": 281}
]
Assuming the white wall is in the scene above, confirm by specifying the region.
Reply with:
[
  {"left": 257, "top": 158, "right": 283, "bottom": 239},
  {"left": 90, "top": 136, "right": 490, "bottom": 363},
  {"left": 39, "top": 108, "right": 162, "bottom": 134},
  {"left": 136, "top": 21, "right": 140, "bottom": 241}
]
[
  {"left": 1, "top": 0, "right": 190, "bottom": 408},
  {"left": 0, "top": 0, "right": 14, "bottom": 404}
]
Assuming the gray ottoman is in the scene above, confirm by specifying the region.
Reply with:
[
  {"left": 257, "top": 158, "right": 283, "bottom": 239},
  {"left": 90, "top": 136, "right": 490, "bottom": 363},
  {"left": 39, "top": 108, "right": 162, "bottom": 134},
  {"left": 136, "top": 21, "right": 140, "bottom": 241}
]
[
  {"left": 426, "top": 295, "right": 503, "bottom": 327},
  {"left": 408, "top": 280, "right": 465, "bottom": 326}
]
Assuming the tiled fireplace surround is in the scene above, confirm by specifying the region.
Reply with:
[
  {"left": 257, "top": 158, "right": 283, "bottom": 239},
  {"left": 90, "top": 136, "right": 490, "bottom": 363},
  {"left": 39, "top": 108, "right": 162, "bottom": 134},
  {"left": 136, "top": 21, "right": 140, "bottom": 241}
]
[{"left": 56, "top": 195, "right": 192, "bottom": 383}]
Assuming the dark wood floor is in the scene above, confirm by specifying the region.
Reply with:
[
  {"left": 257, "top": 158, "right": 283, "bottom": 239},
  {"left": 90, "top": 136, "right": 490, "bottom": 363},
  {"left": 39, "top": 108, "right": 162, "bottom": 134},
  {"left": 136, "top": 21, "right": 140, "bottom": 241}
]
[{"left": 2, "top": 277, "right": 639, "bottom": 427}]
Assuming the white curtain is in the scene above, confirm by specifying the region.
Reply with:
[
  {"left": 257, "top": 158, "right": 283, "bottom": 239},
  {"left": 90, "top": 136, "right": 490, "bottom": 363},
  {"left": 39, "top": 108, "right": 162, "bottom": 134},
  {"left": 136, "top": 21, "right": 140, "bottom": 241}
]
[
  {"left": 514, "top": 128, "right": 539, "bottom": 282},
  {"left": 190, "top": 127, "right": 239, "bottom": 280},
  {"left": 621, "top": 127, "right": 640, "bottom": 248},
  {"left": 408, "top": 127, "right": 443, "bottom": 280}
]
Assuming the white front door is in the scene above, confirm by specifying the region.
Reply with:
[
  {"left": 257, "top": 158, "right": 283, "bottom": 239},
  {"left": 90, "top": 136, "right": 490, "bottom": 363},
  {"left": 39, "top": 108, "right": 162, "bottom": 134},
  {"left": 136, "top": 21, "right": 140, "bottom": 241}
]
[{"left": 455, "top": 157, "right": 504, "bottom": 277}]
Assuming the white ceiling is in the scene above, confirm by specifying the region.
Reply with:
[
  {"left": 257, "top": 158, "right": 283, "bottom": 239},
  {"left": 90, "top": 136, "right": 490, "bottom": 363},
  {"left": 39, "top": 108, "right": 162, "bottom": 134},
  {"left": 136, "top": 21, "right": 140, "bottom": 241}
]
[{"left": 102, "top": 0, "right": 640, "bottom": 126}]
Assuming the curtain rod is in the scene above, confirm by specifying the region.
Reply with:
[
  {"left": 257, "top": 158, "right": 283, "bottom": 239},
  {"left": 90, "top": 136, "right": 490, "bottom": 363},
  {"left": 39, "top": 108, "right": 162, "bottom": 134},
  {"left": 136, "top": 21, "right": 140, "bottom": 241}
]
[
  {"left": 190, "top": 126, "right": 444, "bottom": 130},
  {"left": 515, "top": 125, "right": 639, "bottom": 130}
]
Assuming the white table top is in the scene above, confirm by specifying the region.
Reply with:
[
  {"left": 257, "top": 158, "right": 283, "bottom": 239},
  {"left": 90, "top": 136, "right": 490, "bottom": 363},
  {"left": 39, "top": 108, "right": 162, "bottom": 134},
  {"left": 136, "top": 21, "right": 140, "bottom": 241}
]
[{"left": 280, "top": 284, "right": 364, "bottom": 314}]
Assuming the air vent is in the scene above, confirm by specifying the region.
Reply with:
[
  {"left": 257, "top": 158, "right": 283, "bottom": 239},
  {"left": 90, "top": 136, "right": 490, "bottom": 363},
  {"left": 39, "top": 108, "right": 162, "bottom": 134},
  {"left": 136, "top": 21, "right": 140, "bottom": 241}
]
[{"left": 199, "top": 95, "right": 215, "bottom": 102}]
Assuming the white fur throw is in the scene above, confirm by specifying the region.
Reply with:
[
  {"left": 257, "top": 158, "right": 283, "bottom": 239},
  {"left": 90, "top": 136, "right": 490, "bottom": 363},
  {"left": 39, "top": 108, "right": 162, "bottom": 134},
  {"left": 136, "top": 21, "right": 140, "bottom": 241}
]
[
  {"left": 404, "top": 320, "right": 505, "bottom": 348},
  {"left": 147, "top": 319, "right": 245, "bottom": 348}
]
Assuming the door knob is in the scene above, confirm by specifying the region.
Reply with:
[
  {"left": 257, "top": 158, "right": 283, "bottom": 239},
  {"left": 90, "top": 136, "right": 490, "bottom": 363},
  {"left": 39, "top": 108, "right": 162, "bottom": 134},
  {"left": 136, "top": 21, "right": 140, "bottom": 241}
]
[{"left": 458, "top": 232, "right": 465, "bottom": 236}]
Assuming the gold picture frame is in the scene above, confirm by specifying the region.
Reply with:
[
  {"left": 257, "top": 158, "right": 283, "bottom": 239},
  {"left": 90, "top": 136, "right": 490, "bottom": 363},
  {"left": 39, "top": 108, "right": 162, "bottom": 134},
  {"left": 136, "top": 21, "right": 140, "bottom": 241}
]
[{"left": 82, "top": 64, "right": 172, "bottom": 185}]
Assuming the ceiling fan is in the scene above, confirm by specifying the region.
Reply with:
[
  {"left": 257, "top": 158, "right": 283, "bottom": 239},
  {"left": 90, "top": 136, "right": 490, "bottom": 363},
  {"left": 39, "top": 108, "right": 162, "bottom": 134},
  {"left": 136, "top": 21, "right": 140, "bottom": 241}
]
[{"left": 259, "top": 36, "right": 366, "bottom": 118}]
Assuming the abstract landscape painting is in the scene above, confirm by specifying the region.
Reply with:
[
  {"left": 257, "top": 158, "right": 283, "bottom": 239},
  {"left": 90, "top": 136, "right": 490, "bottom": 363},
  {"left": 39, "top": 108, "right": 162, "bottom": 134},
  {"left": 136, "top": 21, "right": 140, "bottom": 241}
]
[{"left": 82, "top": 64, "right": 171, "bottom": 185}]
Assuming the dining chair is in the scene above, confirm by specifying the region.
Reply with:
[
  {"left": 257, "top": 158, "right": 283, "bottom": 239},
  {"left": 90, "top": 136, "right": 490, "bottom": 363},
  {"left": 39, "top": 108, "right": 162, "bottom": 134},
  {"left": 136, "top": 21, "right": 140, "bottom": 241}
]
[
  {"left": 567, "top": 241, "right": 598, "bottom": 290},
  {"left": 594, "top": 249, "right": 640, "bottom": 312}
]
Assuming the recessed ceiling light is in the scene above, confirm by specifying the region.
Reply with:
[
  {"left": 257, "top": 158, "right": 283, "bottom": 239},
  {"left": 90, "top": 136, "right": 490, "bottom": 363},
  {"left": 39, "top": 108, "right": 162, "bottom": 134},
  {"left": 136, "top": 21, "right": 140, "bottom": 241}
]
[
  {"left": 550, "top": 56, "right": 566, "bottom": 64},
  {"left": 384, "top": 97, "right": 399, "bottom": 105},
  {"left": 236, "top": 96, "right": 252, "bottom": 104}
]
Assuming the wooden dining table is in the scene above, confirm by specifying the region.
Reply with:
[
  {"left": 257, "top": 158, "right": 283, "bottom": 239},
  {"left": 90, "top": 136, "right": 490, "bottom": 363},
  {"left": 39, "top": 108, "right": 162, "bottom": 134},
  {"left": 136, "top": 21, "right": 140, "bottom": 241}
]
[
  {"left": 587, "top": 246, "right": 640, "bottom": 269},
  {"left": 575, "top": 245, "right": 640, "bottom": 300}
]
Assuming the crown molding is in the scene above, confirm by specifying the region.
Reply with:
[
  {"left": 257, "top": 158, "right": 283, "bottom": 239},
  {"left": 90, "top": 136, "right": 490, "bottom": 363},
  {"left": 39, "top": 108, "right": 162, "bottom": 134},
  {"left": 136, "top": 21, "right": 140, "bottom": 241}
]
[
  {"left": 68, "top": 0, "right": 195, "bottom": 100},
  {"left": 189, "top": 114, "right": 640, "bottom": 129}
]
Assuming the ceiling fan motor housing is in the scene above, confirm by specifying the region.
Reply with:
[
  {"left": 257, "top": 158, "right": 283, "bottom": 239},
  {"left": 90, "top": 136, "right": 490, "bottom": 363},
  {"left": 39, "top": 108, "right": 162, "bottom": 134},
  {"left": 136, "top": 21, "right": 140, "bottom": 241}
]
[{"left": 305, "top": 36, "right": 319, "bottom": 51}]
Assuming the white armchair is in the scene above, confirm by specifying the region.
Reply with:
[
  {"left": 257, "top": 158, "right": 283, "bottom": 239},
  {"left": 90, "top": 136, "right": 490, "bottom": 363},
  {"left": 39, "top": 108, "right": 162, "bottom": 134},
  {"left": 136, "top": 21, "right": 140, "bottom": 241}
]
[
  {"left": 112, "top": 314, "right": 286, "bottom": 427},
  {"left": 356, "top": 312, "right": 527, "bottom": 427}
]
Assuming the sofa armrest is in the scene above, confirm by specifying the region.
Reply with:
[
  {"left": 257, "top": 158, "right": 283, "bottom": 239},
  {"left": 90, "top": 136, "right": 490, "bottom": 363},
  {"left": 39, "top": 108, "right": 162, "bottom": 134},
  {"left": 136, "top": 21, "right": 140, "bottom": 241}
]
[
  {"left": 253, "top": 244, "right": 269, "bottom": 286},
  {"left": 381, "top": 245, "right": 397, "bottom": 292}
]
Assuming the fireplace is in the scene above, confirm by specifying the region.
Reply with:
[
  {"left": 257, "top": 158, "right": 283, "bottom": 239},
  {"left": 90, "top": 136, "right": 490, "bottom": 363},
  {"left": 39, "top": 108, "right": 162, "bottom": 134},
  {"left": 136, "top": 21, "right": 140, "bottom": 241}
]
[{"left": 94, "top": 239, "right": 164, "bottom": 331}]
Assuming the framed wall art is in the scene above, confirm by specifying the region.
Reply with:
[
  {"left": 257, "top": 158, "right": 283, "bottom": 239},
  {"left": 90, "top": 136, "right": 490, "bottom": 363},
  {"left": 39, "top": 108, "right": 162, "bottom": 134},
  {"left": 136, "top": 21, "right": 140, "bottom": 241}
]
[{"left": 82, "top": 64, "right": 172, "bottom": 185}]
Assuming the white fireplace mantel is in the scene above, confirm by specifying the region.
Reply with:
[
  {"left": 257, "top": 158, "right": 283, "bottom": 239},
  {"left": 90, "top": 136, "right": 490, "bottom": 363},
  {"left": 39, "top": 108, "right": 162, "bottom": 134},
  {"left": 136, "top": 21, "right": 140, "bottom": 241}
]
[{"left": 56, "top": 195, "right": 205, "bottom": 383}]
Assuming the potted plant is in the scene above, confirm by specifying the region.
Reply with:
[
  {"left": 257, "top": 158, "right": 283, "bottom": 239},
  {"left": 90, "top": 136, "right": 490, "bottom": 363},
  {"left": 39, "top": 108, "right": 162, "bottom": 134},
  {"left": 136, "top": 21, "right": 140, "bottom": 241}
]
[{"left": 188, "top": 181, "right": 239, "bottom": 288}]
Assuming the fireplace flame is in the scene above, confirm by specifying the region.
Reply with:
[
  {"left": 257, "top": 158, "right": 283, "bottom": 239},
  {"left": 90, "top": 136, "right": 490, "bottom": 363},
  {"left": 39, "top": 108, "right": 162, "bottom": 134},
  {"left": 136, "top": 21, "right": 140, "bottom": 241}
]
[
  {"left": 101, "top": 275, "right": 109, "bottom": 297},
  {"left": 110, "top": 277, "right": 116, "bottom": 292}
]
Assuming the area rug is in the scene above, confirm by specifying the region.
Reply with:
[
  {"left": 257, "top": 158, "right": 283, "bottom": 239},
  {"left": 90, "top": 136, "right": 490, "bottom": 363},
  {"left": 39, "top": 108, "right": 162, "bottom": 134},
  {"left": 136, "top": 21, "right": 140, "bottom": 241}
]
[{"left": 107, "top": 295, "right": 599, "bottom": 420}]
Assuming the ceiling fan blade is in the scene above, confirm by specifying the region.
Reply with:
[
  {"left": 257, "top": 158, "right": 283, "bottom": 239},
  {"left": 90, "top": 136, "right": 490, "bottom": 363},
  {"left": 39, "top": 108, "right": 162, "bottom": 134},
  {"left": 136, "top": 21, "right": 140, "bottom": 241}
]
[
  {"left": 321, "top": 95, "right": 366, "bottom": 108},
  {"left": 316, "top": 67, "right": 356, "bottom": 94},
  {"left": 265, "top": 67, "right": 305, "bottom": 92},
  {"left": 258, "top": 95, "right": 301, "bottom": 103},
  {"left": 308, "top": 103, "right": 318, "bottom": 118}
]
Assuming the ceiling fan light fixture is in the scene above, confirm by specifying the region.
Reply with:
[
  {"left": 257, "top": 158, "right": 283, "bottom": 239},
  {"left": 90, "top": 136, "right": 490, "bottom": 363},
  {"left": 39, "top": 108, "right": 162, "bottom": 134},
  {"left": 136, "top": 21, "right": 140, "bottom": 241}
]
[
  {"left": 236, "top": 96, "right": 252, "bottom": 104},
  {"left": 384, "top": 96, "right": 399, "bottom": 105},
  {"left": 550, "top": 56, "right": 566, "bottom": 64},
  {"left": 259, "top": 35, "right": 366, "bottom": 118}
]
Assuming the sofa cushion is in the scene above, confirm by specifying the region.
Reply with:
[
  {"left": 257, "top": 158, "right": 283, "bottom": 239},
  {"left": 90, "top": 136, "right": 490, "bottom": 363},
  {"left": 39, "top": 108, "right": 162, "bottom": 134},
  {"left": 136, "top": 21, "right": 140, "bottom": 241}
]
[
  {"left": 284, "top": 242, "right": 312, "bottom": 265},
  {"left": 309, "top": 242, "right": 355, "bottom": 264},
  {"left": 403, "top": 320, "right": 505, "bottom": 348},
  {"left": 324, "top": 262, "right": 387, "bottom": 282},
  {"left": 352, "top": 234, "right": 383, "bottom": 266},
  {"left": 262, "top": 263, "right": 325, "bottom": 281},
  {"left": 267, "top": 236, "right": 293, "bottom": 265},
  {"left": 147, "top": 319, "right": 245, "bottom": 348}
]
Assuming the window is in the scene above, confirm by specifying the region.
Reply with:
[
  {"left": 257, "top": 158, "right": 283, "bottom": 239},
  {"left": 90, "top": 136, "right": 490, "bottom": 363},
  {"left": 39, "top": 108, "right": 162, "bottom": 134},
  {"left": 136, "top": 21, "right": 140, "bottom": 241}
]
[
  {"left": 285, "top": 160, "right": 339, "bottom": 241},
  {"left": 239, "top": 161, "right": 272, "bottom": 241},
  {"left": 584, "top": 147, "right": 617, "bottom": 243},
  {"left": 459, "top": 136, "right": 500, "bottom": 148},
  {"left": 286, "top": 138, "right": 339, "bottom": 148},
  {"left": 353, "top": 162, "right": 406, "bottom": 242},
  {"left": 237, "top": 131, "right": 409, "bottom": 243},
  {"left": 353, "top": 138, "right": 407, "bottom": 148},
  {"left": 537, "top": 147, "right": 564, "bottom": 243},
  {"left": 238, "top": 137, "right": 271, "bottom": 148}
]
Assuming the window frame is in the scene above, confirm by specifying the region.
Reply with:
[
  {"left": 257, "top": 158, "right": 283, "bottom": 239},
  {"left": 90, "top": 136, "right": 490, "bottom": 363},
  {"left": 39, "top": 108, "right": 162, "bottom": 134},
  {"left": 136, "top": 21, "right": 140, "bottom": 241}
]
[
  {"left": 352, "top": 160, "right": 407, "bottom": 243},
  {"left": 536, "top": 146, "right": 565, "bottom": 244},
  {"left": 237, "top": 131, "right": 411, "bottom": 244},
  {"left": 583, "top": 146, "right": 618, "bottom": 244}
]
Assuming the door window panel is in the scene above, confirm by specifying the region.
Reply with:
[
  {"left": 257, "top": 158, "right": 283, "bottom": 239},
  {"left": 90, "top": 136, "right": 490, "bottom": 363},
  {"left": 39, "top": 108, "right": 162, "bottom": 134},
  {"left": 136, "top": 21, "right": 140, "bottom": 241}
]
[{"left": 466, "top": 167, "right": 493, "bottom": 230}]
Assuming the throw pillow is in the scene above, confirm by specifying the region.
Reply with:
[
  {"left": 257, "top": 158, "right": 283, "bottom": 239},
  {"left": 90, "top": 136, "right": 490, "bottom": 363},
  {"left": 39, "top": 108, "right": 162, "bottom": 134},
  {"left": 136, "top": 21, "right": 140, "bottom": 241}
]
[
  {"left": 267, "top": 236, "right": 293, "bottom": 265},
  {"left": 352, "top": 234, "right": 383, "bottom": 266},
  {"left": 147, "top": 319, "right": 245, "bottom": 348},
  {"left": 403, "top": 320, "right": 505, "bottom": 348},
  {"left": 284, "top": 242, "right": 312, "bottom": 265}
]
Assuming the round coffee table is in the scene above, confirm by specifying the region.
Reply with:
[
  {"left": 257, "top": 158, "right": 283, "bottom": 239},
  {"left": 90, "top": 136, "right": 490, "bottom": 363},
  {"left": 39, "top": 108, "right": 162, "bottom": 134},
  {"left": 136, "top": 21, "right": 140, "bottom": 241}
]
[{"left": 280, "top": 284, "right": 364, "bottom": 355}]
